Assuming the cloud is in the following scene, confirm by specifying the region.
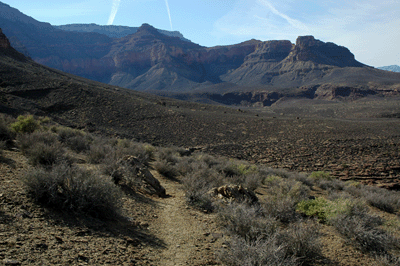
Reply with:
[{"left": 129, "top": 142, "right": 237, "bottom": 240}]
[
  {"left": 164, "top": 0, "right": 173, "bottom": 30},
  {"left": 213, "top": 0, "right": 310, "bottom": 43},
  {"left": 107, "top": 0, "right": 121, "bottom": 25},
  {"left": 256, "top": 0, "right": 309, "bottom": 31}
]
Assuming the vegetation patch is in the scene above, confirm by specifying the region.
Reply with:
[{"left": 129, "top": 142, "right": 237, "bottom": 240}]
[
  {"left": 22, "top": 163, "right": 123, "bottom": 219},
  {"left": 10, "top": 115, "right": 41, "bottom": 134}
]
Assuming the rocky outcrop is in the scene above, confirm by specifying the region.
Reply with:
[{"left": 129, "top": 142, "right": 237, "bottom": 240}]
[
  {"left": 114, "top": 156, "right": 166, "bottom": 197},
  {"left": 0, "top": 28, "right": 28, "bottom": 61},
  {"left": 208, "top": 184, "right": 258, "bottom": 204},
  {"left": 0, "top": 29, "right": 10, "bottom": 49},
  {"left": 284, "top": 36, "right": 365, "bottom": 67},
  {"left": 55, "top": 23, "right": 189, "bottom": 41}
]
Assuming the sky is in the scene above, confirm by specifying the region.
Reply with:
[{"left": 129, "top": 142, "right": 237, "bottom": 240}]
[{"left": 3, "top": 0, "right": 400, "bottom": 67}]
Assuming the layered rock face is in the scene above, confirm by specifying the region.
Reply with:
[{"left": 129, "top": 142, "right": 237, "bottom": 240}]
[
  {"left": 284, "top": 36, "right": 364, "bottom": 67},
  {"left": 1, "top": 0, "right": 400, "bottom": 99}
]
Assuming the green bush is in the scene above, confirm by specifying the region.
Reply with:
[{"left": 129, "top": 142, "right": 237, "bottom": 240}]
[
  {"left": 22, "top": 164, "right": 123, "bottom": 219},
  {"left": 309, "top": 171, "right": 332, "bottom": 180},
  {"left": 297, "top": 197, "right": 329, "bottom": 222},
  {"left": 10, "top": 115, "right": 40, "bottom": 133},
  {"left": 297, "top": 197, "right": 356, "bottom": 223}
]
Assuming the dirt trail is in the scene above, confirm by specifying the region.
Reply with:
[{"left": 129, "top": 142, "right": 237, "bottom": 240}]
[{"left": 148, "top": 172, "right": 223, "bottom": 265}]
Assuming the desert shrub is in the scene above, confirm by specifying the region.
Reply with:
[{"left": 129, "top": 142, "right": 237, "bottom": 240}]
[
  {"left": 221, "top": 161, "right": 257, "bottom": 177},
  {"left": 309, "top": 171, "right": 332, "bottom": 180},
  {"left": 297, "top": 197, "right": 330, "bottom": 222},
  {"left": 343, "top": 183, "right": 400, "bottom": 213},
  {"left": 343, "top": 183, "right": 364, "bottom": 198},
  {"left": 374, "top": 254, "right": 400, "bottom": 266},
  {"left": 153, "top": 159, "right": 180, "bottom": 180},
  {"left": 0, "top": 141, "right": 5, "bottom": 150},
  {"left": 217, "top": 203, "right": 279, "bottom": 242},
  {"left": 17, "top": 132, "right": 64, "bottom": 167},
  {"left": 194, "top": 153, "right": 224, "bottom": 168},
  {"left": 55, "top": 126, "right": 85, "bottom": 140},
  {"left": 242, "top": 173, "right": 264, "bottom": 191},
  {"left": 278, "top": 221, "right": 322, "bottom": 264},
  {"left": 10, "top": 115, "right": 40, "bottom": 133},
  {"left": 116, "top": 140, "right": 155, "bottom": 166},
  {"left": 330, "top": 203, "right": 397, "bottom": 254},
  {"left": 0, "top": 114, "right": 15, "bottom": 142},
  {"left": 156, "top": 146, "right": 182, "bottom": 164},
  {"left": 17, "top": 131, "right": 59, "bottom": 151},
  {"left": 297, "top": 197, "right": 361, "bottom": 223},
  {"left": 262, "top": 178, "right": 309, "bottom": 223},
  {"left": 317, "top": 179, "right": 345, "bottom": 191},
  {"left": 218, "top": 235, "right": 297, "bottom": 266},
  {"left": 290, "top": 173, "right": 315, "bottom": 187},
  {"left": 217, "top": 205, "right": 322, "bottom": 265},
  {"left": 362, "top": 186, "right": 400, "bottom": 214},
  {"left": 66, "top": 135, "right": 91, "bottom": 153},
  {"left": 174, "top": 156, "right": 197, "bottom": 176},
  {"left": 25, "top": 142, "right": 65, "bottom": 167},
  {"left": 55, "top": 127, "right": 92, "bottom": 153},
  {"left": 261, "top": 167, "right": 293, "bottom": 179},
  {"left": 22, "top": 164, "right": 123, "bottom": 219},
  {"left": 87, "top": 142, "right": 115, "bottom": 164},
  {"left": 100, "top": 152, "right": 141, "bottom": 187},
  {"left": 183, "top": 166, "right": 224, "bottom": 212}
]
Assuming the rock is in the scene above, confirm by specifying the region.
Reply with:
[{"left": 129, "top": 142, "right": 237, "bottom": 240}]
[
  {"left": 208, "top": 184, "right": 258, "bottom": 204},
  {"left": 35, "top": 243, "right": 48, "bottom": 250},
  {"left": 139, "top": 222, "right": 149, "bottom": 228},
  {"left": 77, "top": 254, "right": 89, "bottom": 262},
  {"left": 118, "top": 156, "right": 166, "bottom": 197}
]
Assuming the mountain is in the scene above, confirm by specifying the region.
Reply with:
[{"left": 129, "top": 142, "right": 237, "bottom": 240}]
[
  {"left": 55, "top": 23, "right": 190, "bottom": 41},
  {"left": 0, "top": 27, "right": 257, "bottom": 146},
  {"left": 378, "top": 65, "right": 400, "bottom": 72},
  {"left": 1, "top": 1, "right": 400, "bottom": 104}
]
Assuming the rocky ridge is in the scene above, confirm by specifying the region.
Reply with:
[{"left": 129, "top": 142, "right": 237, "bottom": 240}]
[
  {"left": 1, "top": 1, "right": 400, "bottom": 101},
  {"left": 55, "top": 23, "right": 189, "bottom": 41}
]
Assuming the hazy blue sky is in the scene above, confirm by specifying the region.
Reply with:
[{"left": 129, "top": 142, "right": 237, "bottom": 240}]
[{"left": 3, "top": 0, "right": 399, "bottom": 67}]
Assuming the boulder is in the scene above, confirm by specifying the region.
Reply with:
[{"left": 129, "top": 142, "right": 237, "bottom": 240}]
[{"left": 119, "top": 155, "right": 166, "bottom": 197}]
